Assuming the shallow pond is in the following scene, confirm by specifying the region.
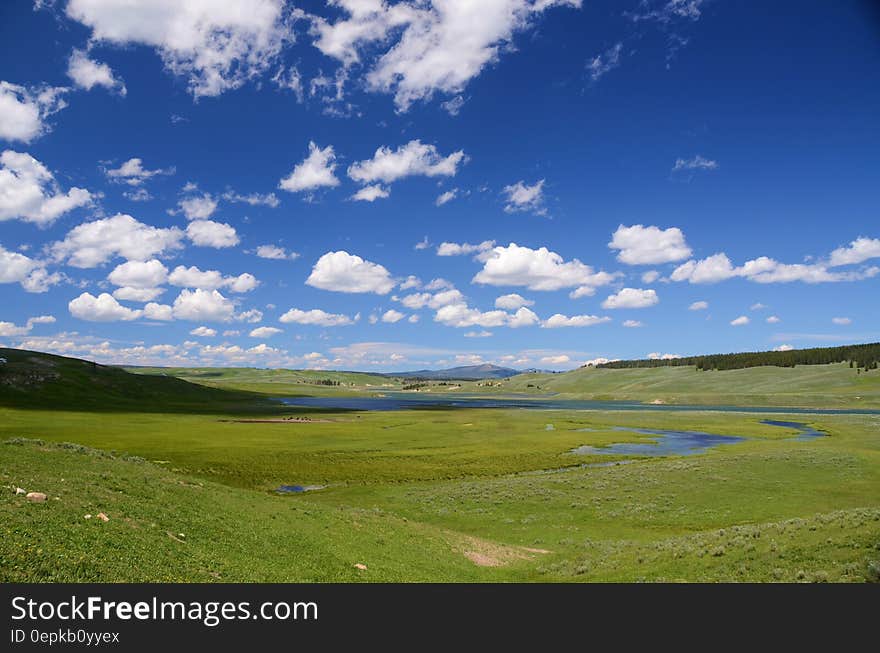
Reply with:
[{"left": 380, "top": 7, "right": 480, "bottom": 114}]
[{"left": 569, "top": 419, "right": 827, "bottom": 458}]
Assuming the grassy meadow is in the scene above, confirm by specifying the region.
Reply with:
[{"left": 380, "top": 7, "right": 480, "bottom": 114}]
[{"left": 2, "top": 349, "right": 879, "bottom": 582}]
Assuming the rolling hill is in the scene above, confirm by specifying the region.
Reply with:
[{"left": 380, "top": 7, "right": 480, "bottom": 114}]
[{"left": 389, "top": 364, "right": 520, "bottom": 380}]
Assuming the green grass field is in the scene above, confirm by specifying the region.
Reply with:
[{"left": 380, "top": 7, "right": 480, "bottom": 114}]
[{"left": 2, "top": 349, "right": 879, "bottom": 582}]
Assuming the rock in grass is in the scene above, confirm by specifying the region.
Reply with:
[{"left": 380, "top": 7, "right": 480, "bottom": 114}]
[
  {"left": 96, "top": 512, "right": 110, "bottom": 522},
  {"left": 26, "top": 492, "right": 47, "bottom": 503},
  {"left": 14, "top": 487, "right": 26, "bottom": 495},
  {"left": 354, "top": 563, "right": 367, "bottom": 570}
]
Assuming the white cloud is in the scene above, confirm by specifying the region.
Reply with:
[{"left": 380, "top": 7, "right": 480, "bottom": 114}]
[
  {"left": 688, "top": 301, "right": 708, "bottom": 311},
  {"left": 64, "top": 0, "right": 290, "bottom": 98},
  {"left": 112, "top": 286, "right": 164, "bottom": 302},
  {"left": 51, "top": 214, "right": 184, "bottom": 268},
  {"left": 175, "top": 193, "right": 217, "bottom": 220},
  {"left": 107, "top": 259, "right": 168, "bottom": 288},
  {"left": 348, "top": 140, "right": 465, "bottom": 185},
  {"left": 773, "top": 344, "right": 794, "bottom": 352},
  {"left": 588, "top": 42, "right": 622, "bottom": 81},
  {"left": 464, "top": 330, "right": 493, "bottom": 338},
  {"left": 495, "top": 293, "right": 534, "bottom": 310},
  {"left": 601, "top": 288, "right": 659, "bottom": 309},
  {"left": 235, "top": 309, "right": 263, "bottom": 323},
  {"left": 190, "top": 326, "right": 217, "bottom": 337},
  {"left": 502, "top": 179, "right": 545, "bottom": 214},
  {"left": 474, "top": 243, "right": 615, "bottom": 291},
  {"left": 142, "top": 302, "right": 173, "bottom": 321},
  {"left": 766, "top": 315, "right": 781, "bottom": 324},
  {"left": 105, "top": 157, "right": 173, "bottom": 186},
  {"left": 750, "top": 303, "right": 767, "bottom": 310},
  {"left": 279, "top": 142, "right": 339, "bottom": 193},
  {"left": 381, "top": 309, "right": 406, "bottom": 323},
  {"left": 436, "top": 240, "right": 495, "bottom": 257},
  {"left": 69, "top": 292, "right": 141, "bottom": 321},
  {"left": 221, "top": 190, "right": 280, "bottom": 208},
  {"left": 407, "top": 314, "right": 419, "bottom": 324},
  {"left": 623, "top": 319, "right": 644, "bottom": 328},
  {"left": 672, "top": 251, "right": 880, "bottom": 285},
  {"left": 167, "top": 265, "right": 257, "bottom": 293},
  {"left": 435, "top": 189, "right": 458, "bottom": 206},
  {"left": 0, "top": 81, "right": 68, "bottom": 143},
  {"left": 540, "top": 354, "right": 571, "bottom": 365},
  {"left": 171, "top": 289, "right": 236, "bottom": 322},
  {"left": 414, "top": 236, "right": 430, "bottom": 250},
  {"left": 832, "top": 317, "right": 852, "bottom": 325},
  {"left": 0, "top": 150, "right": 93, "bottom": 225},
  {"left": 0, "top": 315, "right": 56, "bottom": 337},
  {"left": 223, "top": 330, "right": 240, "bottom": 337},
  {"left": 730, "top": 315, "right": 750, "bottom": 326},
  {"left": 306, "top": 251, "right": 395, "bottom": 294},
  {"left": 255, "top": 244, "right": 299, "bottom": 260},
  {"left": 351, "top": 184, "right": 390, "bottom": 202},
  {"left": 249, "top": 326, "right": 282, "bottom": 338},
  {"left": 641, "top": 270, "right": 660, "bottom": 284},
  {"left": 672, "top": 155, "right": 718, "bottom": 172},
  {"left": 186, "top": 220, "right": 239, "bottom": 248},
  {"left": 609, "top": 224, "right": 692, "bottom": 265},
  {"left": 67, "top": 49, "right": 126, "bottom": 95},
  {"left": 542, "top": 313, "right": 611, "bottom": 328},
  {"left": 279, "top": 308, "right": 355, "bottom": 327},
  {"left": 434, "top": 303, "right": 539, "bottom": 329},
  {"left": 312, "top": 0, "right": 581, "bottom": 111},
  {"left": 828, "top": 237, "right": 880, "bottom": 267}
]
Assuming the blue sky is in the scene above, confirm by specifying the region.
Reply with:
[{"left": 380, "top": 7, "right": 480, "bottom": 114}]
[{"left": 1, "top": 0, "right": 878, "bottom": 371}]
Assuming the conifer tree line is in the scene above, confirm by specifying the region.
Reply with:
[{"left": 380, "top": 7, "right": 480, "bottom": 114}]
[{"left": 595, "top": 343, "right": 880, "bottom": 372}]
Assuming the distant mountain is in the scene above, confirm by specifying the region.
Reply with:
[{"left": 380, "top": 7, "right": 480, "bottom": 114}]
[{"left": 389, "top": 363, "right": 521, "bottom": 380}]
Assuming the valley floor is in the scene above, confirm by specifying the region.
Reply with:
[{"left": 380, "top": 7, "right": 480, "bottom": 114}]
[{"left": 2, "top": 406, "right": 879, "bottom": 582}]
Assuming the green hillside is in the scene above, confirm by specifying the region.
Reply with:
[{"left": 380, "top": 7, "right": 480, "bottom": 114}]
[
  {"left": 125, "top": 365, "right": 403, "bottom": 397},
  {"left": 495, "top": 362, "right": 880, "bottom": 408},
  {"left": 0, "top": 348, "right": 271, "bottom": 412}
]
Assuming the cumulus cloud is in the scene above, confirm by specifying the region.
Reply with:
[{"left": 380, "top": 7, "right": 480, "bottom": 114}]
[
  {"left": 542, "top": 313, "right": 611, "bottom": 328},
  {"left": 832, "top": 317, "right": 852, "bottom": 325},
  {"left": 773, "top": 344, "right": 794, "bottom": 352},
  {"left": 107, "top": 259, "right": 168, "bottom": 289},
  {"left": 279, "top": 308, "right": 355, "bottom": 327},
  {"left": 171, "top": 288, "right": 236, "bottom": 322},
  {"left": 112, "top": 286, "right": 164, "bottom": 302},
  {"left": 249, "top": 326, "right": 282, "bottom": 338},
  {"left": 623, "top": 319, "right": 644, "bottom": 327},
  {"left": 255, "top": 244, "right": 299, "bottom": 260},
  {"left": 279, "top": 142, "right": 339, "bottom": 193},
  {"left": 306, "top": 251, "right": 395, "bottom": 294},
  {"left": 348, "top": 140, "right": 465, "bottom": 185},
  {"left": 0, "top": 81, "right": 68, "bottom": 143},
  {"left": 602, "top": 288, "right": 659, "bottom": 309},
  {"left": 311, "top": 0, "right": 581, "bottom": 111},
  {"left": 730, "top": 315, "right": 750, "bottom": 326},
  {"left": 502, "top": 179, "right": 545, "bottom": 214},
  {"left": 473, "top": 243, "right": 615, "bottom": 292},
  {"left": 167, "top": 265, "right": 257, "bottom": 293},
  {"left": 67, "top": 49, "right": 126, "bottom": 95},
  {"left": 689, "top": 300, "right": 708, "bottom": 311},
  {"left": 434, "top": 303, "right": 539, "bottom": 329},
  {"left": 672, "top": 252, "right": 880, "bottom": 285},
  {"left": 175, "top": 193, "right": 218, "bottom": 220},
  {"left": 63, "top": 0, "right": 291, "bottom": 97},
  {"left": 608, "top": 224, "right": 692, "bottom": 265},
  {"left": 648, "top": 352, "right": 682, "bottom": 360},
  {"left": 190, "top": 326, "right": 217, "bottom": 337},
  {"left": 69, "top": 292, "right": 141, "bottom": 321},
  {"left": 494, "top": 293, "right": 534, "bottom": 310},
  {"left": 142, "top": 302, "right": 173, "bottom": 321},
  {"left": 186, "top": 220, "right": 239, "bottom": 248},
  {"left": 0, "top": 150, "right": 93, "bottom": 225},
  {"left": 828, "top": 237, "right": 880, "bottom": 267},
  {"left": 0, "top": 315, "right": 56, "bottom": 337},
  {"left": 105, "top": 158, "right": 173, "bottom": 186},
  {"left": 0, "top": 245, "right": 62, "bottom": 294},
  {"left": 641, "top": 270, "right": 660, "bottom": 284},
  {"left": 766, "top": 315, "right": 781, "bottom": 324},
  {"left": 51, "top": 214, "right": 184, "bottom": 268},
  {"left": 381, "top": 309, "right": 406, "bottom": 323},
  {"left": 351, "top": 184, "right": 390, "bottom": 202}
]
